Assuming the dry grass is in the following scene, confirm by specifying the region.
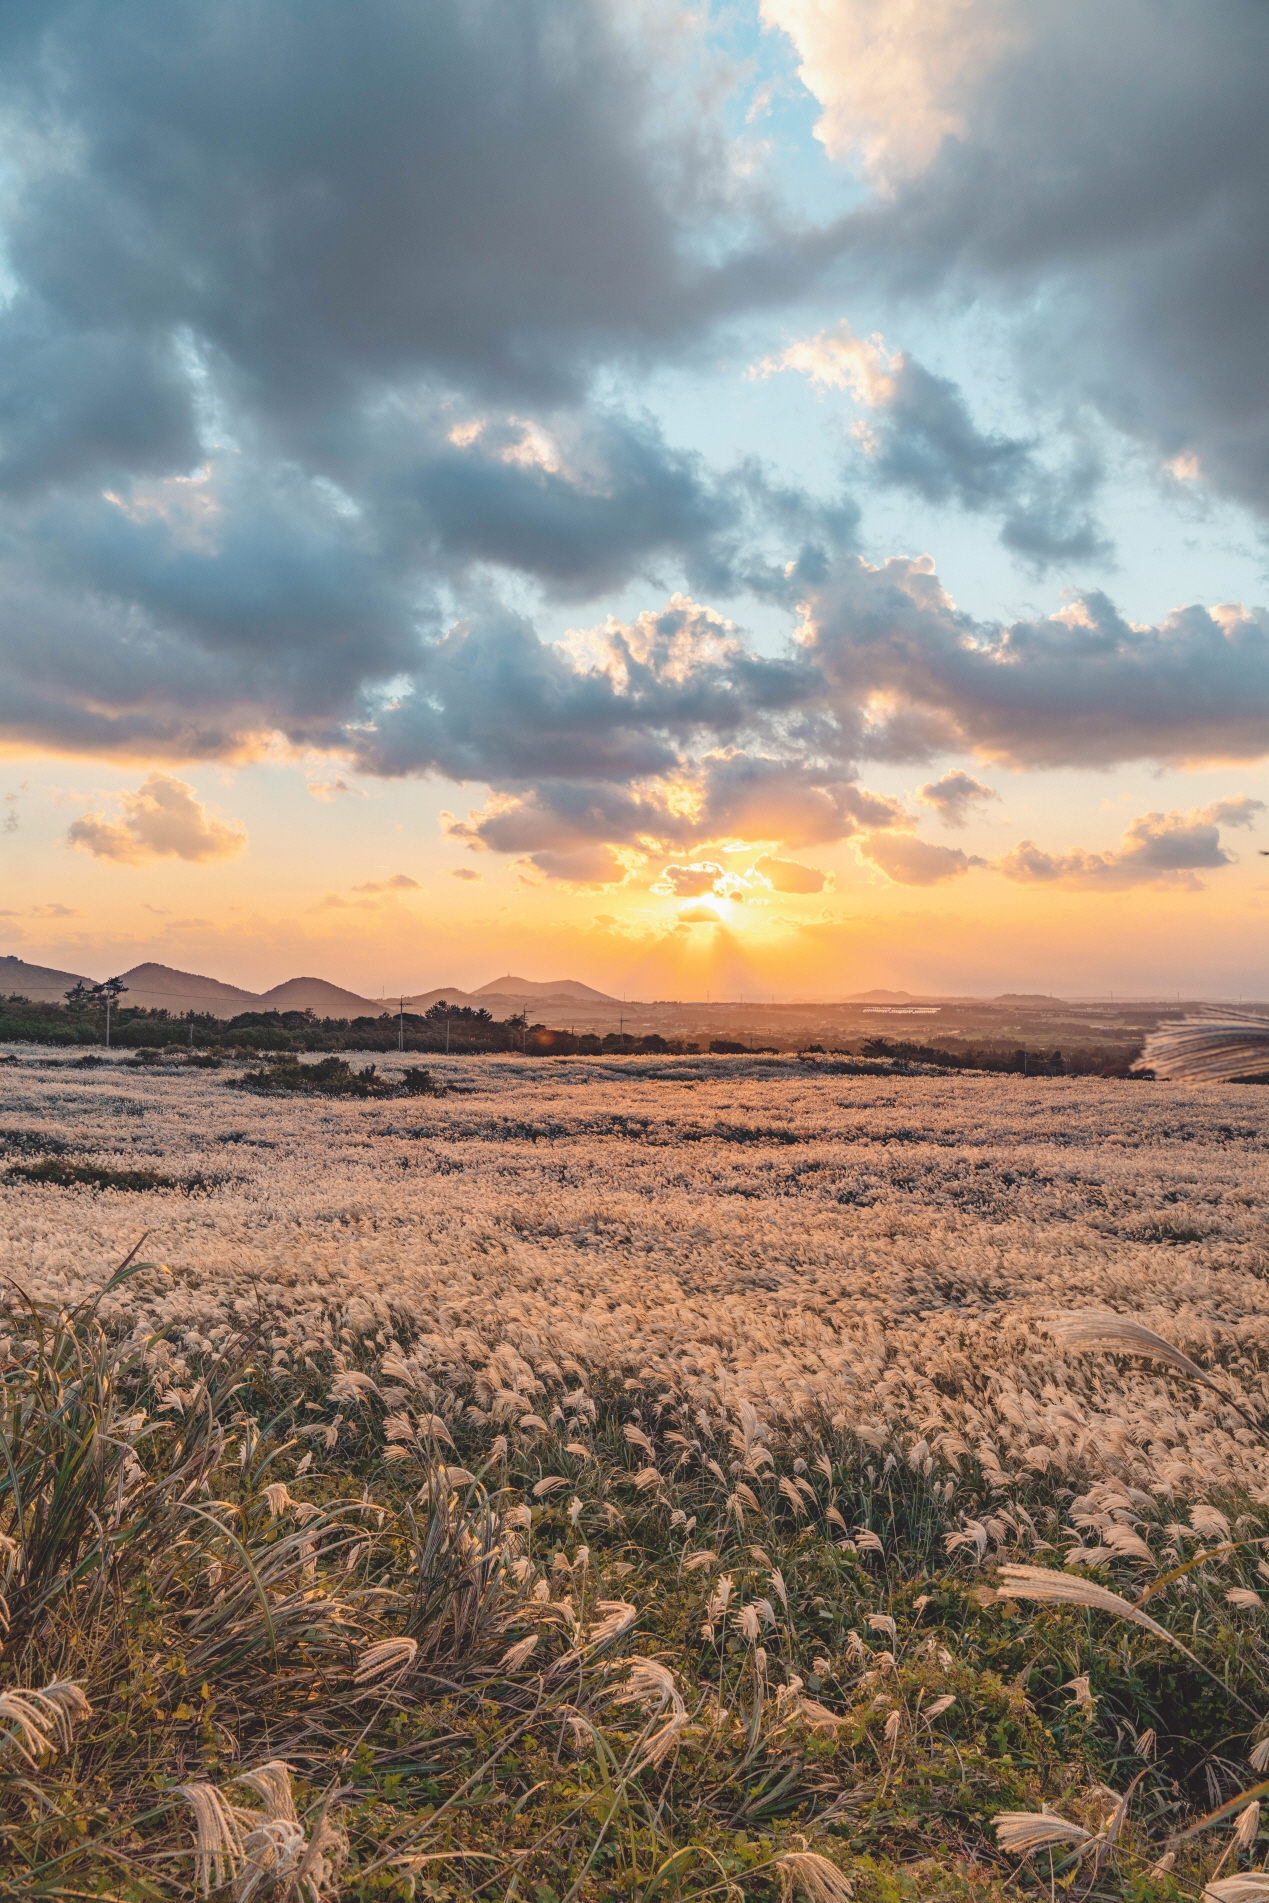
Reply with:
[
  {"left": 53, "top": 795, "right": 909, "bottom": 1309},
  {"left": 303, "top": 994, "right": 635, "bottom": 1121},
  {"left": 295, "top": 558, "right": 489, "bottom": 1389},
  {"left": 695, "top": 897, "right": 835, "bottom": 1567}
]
[
  {"left": 3, "top": 1052, "right": 1269, "bottom": 1898},
  {"left": 6, "top": 1051, "right": 1269, "bottom": 1499}
]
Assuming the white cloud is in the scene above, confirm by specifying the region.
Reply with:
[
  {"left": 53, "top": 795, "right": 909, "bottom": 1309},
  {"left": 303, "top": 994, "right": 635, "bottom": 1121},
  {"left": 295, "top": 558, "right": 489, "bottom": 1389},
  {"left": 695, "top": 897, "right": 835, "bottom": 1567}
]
[
  {"left": 860, "top": 833, "right": 983, "bottom": 886},
  {"left": 999, "top": 797, "right": 1264, "bottom": 889},
  {"left": 761, "top": 0, "right": 1017, "bottom": 181},
  {"left": 67, "top": 773, "right": 247, "bottom": 864},
  {"left": 754, "top": 321, "right": 901, "bottom": 404}
]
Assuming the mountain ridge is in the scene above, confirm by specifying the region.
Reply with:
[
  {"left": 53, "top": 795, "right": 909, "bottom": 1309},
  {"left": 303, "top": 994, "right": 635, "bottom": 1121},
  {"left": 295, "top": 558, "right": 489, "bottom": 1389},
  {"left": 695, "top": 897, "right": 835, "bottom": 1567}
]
[
  {"left": 0, "top": 953, "right": 94, "bottom": 1002},
  {"left": 1, "top": 956, "right": 621, "bottom": 1017}
]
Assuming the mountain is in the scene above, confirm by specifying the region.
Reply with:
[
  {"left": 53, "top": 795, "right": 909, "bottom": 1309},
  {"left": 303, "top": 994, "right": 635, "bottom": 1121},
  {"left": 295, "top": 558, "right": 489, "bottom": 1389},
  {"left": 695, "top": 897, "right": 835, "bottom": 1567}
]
[
  {"left": 0, "top": 953, "right": 94, "bottom": 1002},
  {"left": 116, "top": 963, "right": 261, "bottom": 1014},
  {"left": 258, "top": 976, "right": 387, "bottom": 1016},
  {"left": 472, "top": 974, "right": 619, "bottom": 1003},
  {"left": 2, "top": 955, "right": 623, "bottom": 1018}
]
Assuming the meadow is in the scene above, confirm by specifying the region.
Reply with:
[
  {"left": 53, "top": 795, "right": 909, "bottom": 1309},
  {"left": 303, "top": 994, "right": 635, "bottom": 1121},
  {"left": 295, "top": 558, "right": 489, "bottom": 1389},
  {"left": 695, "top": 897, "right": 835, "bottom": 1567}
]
[{"left": 3, "top": 1049, "right": 1269, "bottom": 1901}]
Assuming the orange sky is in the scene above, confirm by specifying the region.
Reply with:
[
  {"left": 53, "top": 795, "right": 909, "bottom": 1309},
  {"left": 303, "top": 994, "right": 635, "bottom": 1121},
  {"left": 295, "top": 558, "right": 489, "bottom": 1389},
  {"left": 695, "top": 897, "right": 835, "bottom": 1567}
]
[{"left": 6, "top": 745, "right": 1269, "bottom": 998}]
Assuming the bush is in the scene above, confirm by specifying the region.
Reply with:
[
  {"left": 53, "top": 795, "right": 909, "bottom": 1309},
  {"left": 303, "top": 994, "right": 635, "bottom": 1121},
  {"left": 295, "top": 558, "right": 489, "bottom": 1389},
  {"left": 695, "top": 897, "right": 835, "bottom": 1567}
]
[{"left": 401, "top": 1065, "right": 440, "bottom": 1094}]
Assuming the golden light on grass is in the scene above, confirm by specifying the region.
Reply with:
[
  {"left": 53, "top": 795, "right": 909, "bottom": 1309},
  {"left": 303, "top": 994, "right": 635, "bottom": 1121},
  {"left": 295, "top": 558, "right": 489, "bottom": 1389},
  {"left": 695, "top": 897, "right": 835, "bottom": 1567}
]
[{"left": 4, "top": 1059, "right": 1269, "bottom": 1892}]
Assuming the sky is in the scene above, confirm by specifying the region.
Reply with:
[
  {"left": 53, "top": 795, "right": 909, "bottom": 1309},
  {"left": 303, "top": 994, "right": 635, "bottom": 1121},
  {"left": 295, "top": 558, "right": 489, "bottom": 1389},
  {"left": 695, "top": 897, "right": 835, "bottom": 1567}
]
[{"left": 3, "top": 0, "right": 1269, "bottom": 1002}]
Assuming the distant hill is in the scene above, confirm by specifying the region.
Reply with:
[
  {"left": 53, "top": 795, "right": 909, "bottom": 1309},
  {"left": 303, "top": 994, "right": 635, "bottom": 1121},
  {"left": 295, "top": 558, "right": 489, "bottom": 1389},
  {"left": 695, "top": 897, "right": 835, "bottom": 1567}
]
[
  {"left": 472, "top": 974, "right": 619, "bottom": 1003},
  {"left": 1, "top": 956, "right": 622, "bottom": 1019},
  {"left": 0, "top": 953, "right": 93, "bottom": 1002},
  {"left": 117, "top": 963, "right": 261, "bottom": 1013},
  {"left": 258, "top": 976, "right": 387, "bottom": 1016}
]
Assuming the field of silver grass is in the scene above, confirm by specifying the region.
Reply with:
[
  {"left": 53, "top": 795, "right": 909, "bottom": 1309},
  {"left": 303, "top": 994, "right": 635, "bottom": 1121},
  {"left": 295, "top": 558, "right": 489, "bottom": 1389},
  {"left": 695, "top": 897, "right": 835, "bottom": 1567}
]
[
  {"left": 5, "top": 1049, "right": 1269, "bottom": 1500},
  {"left": 4, "top": 1051, "right": 1269, "bottom": 1899}
]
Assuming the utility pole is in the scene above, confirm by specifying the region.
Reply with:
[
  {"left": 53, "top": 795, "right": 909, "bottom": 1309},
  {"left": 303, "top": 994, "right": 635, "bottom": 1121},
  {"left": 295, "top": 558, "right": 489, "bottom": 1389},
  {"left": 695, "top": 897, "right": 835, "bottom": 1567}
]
[
  {"left": 90, "top": 976, "right": 127, "bottom": 1049},
  {"left": 398, "top": 996, "right": 405, "bottom": 1052}
]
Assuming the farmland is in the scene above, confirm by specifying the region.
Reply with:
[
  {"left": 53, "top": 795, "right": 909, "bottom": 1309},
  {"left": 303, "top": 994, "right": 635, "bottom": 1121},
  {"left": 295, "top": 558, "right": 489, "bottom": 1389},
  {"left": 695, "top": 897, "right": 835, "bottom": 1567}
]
[{"left": 4, "top": 1051, "right": 1269, "bottom": 1899}]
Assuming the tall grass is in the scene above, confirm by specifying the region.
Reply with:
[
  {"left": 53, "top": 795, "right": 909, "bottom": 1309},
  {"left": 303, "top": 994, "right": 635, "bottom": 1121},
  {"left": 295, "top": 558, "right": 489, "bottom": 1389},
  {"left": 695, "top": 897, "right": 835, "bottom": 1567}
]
[
  {"left": 7, "top": 1063, "right": 1269, "bottom": 1894},
  {"left": 5, "top": 1241, "right": 1269, "bottom": 1899}
]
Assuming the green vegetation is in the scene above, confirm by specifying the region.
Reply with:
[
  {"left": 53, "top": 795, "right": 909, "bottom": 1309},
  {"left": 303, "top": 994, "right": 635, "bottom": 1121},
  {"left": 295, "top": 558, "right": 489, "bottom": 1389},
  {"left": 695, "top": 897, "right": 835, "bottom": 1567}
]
[
  {"left": 2, "top": 1255, "right": 1269, "bottom": 1900},
  {"left": 858, "top": 1036, "right": 1149, "bottom": 1077},
  {"left": 237, "top": 1056, "right": 440, "bottom": 1097},
  {"left": 0, "top": 993, "right": 702, "bottom": 1058}
]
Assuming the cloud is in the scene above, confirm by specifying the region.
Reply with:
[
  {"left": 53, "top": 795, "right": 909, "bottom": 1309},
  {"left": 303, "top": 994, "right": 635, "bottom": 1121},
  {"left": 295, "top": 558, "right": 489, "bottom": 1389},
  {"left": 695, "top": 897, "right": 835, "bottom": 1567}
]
[
  {"left": 351, "top": 873, "right": 419, "bottom": 892},
  {"left": 440, "top": 713, "right": 910, "bottom": 861},
  {"left": 860, "top": 834, "right": 983, "bottom": 886},
  {"left": 525, "top": 845, "right": 626, "bottom": 885},
  {"left": 655, "top": 862, "right": 726, "bottom": 898},
  {"left": 677, "top": 903, "right": 722, "bottom": 924},
  {"left": 802, "top": 557, "right": 1269, "bottom": 770},
  {"left": 918, "top": 770, "right": 1000, "bottom": 828},
  {"left": 999, "top": 797, "right": 1265, "bottom": 889},
  {"left": 0, "top": 0, "right": 747, "bottom": 443},
  {"left": 767, "top": 1, "right": 1269, "bottom": 529},
  {"left": 32, "top": 902, "right": 80, "bottom": 917},
  {"left": 0, "top": 0, "right": 1265, "bottom": 883},
  {"left": 753, "top": 854, "right": 827, "bottom": 893},
  {"left": 350, "top": 597, "right": 812, "bottom": 786},
  {"left": 0, "top": 1, "right": 867, "bottom": 771},
  {"left": 308, "top": 777, "right": 365, "bottom": 801},
  {"left": 761, "top": 0, "right": 1017, "bottom": 183},
  {"left": 406, "top": 555, "right": 1269, "bottom": 868},
  {"left": 756, "top": 323, "right": 901, "bottom": 405},
  {"left": 450, "top": 867, "right": 481, "bottom": 881},
  {"left": 760, "top": 321, "right": 1108, "bottom": 569},
  {"left": 67, "top": 773, "right": 247, "bottom": 863}
]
